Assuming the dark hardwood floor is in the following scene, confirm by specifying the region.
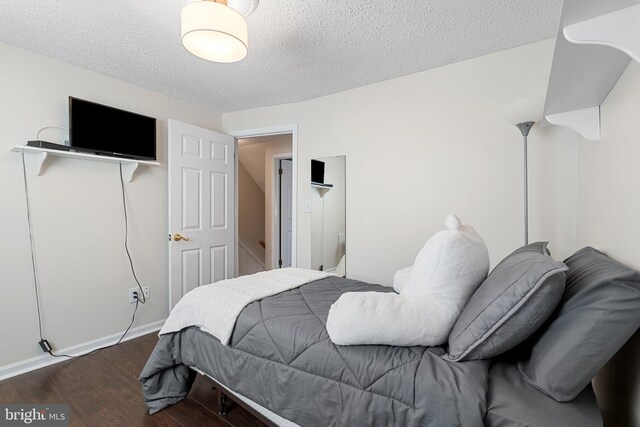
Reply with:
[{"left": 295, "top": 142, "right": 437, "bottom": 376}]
[{"left": 0, "top": 333, "right": 266, "bottom": 427}]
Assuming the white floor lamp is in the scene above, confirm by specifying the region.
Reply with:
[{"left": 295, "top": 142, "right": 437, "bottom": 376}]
[{"left": 504, "top": 98, "right": 543, "bottom": 245}]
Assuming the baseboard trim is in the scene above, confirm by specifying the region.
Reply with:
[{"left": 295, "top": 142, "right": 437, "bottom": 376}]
[{"left": 0, "top": 319, "right": 165, "bottom": 381}]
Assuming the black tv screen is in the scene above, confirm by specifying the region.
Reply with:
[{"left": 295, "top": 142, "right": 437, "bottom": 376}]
[
  {"left": 311, "top": 159, "right": 325, "bottom": 184},
  {"left": 69, "top": 97, "right": 156, "bottom": 160}
]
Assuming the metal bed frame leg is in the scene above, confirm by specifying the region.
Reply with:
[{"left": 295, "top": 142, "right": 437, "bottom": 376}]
[{"left": 214, "top": 386, "right": 230, "bottom": 416}]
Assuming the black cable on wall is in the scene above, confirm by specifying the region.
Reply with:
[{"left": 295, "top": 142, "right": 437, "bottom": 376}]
[{"left": 20, "top": 156, "right": 146, "bottom": 359}]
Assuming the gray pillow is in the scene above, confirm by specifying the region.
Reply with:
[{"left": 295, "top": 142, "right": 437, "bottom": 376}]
[
  {"left": 518, "top": 247, "right": 640, "bottom": 401},
  {"left": 446, "top": 242, "right": 567, "bottom": 361}
]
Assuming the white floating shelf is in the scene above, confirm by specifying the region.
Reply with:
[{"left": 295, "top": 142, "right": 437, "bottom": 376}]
[
  {"left": 546, "top": 107, "right": 601, "bottom": 142},
  {"left": 311, "top": 183, "right": 333, "bottom": 188},
  {"left": 543, "top": 0, "right": 640, "bottom": 142},
  {"left": 11, "top": 145, "right": 160, "bottom": 182},
  {"left": 563, "top": 4, "right": 640, "bottom": 63},
  {"left": 311, "top": 182, "right": 333, "bottom": 197}
]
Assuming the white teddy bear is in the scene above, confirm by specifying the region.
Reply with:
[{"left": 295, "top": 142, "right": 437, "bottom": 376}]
[{"left": 327, "top": 215, "right": 490, "bottom": 347}]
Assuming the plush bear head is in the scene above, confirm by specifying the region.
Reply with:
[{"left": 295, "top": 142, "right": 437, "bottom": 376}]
[{"left": 401, "top": 215, "right": 490, "bottom": 309}]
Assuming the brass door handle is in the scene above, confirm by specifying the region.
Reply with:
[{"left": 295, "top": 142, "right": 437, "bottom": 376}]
[{"left": 173, "top": 233, "right": 190, "bottom": 242}]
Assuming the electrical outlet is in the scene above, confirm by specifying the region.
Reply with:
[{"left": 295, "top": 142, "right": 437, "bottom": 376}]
[
  {"left": 129, "top": 287, "right": 150, "bottom": 303},
  {"left": 129, "top": 288, "right": 138, "bottom": 304}
]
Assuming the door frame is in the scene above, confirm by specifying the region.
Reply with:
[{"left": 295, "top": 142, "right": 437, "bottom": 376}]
[
  {"left": 227, "top": 124, "right": 298, "bottom": 275},
  {"left": 273, "top": 154, "right": 293, "bottom": 269}
]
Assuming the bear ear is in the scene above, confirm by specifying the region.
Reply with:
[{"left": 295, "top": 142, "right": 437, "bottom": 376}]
[{"left": 445, "top": 214, "right": 462, "bottom": 230}]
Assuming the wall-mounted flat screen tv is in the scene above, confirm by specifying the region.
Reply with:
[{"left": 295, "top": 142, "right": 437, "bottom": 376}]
[{"left": 69, "top": 97, "right": 156, "bottom": 161}]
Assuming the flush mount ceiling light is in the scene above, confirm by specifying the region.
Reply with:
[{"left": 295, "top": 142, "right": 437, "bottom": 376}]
[{"left": 181, "top": 0, "right": 258, "bottom": 63}]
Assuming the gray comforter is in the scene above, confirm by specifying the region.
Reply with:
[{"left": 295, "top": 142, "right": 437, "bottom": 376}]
[{"left": 141, "top": 277, "right": 490, "bottom": 426}]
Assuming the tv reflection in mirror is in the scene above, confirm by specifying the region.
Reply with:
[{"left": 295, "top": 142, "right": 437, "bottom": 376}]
[
  {"left": 310, "top": 156, "right": 345, "bottom": 277},
  {"left": 311, "top": 159, "right": 333, "bottom": 187}
]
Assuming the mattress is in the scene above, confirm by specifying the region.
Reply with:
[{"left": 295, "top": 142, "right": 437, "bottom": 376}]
[
  {"left": 140, "top": 276, "right": 602, "bottom": 427},
  {"left": 485, "top": 362, "right": 602, "bottom": 427},
  {"left": 141, "top": 276, "right": 490, "bottom": 426},
  {"left": 193, "top": 363, "right": 604, "bottom": 427}
]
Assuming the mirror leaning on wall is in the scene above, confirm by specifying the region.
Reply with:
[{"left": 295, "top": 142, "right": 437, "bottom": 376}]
[{"left": 310, "top": 156, "right": 346, "bottom": 277}]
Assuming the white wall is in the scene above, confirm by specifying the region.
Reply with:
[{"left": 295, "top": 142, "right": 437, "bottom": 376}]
[
  {"left": 238, "top": 141, "right": 267, "bottom": 192},
  {"left": 224, "top": 39, "right": 578, "bottom": 284},
  {"left": 238, "top": 162, "right": 266, "bottom": 261},
  {"left": 0, "top": 42, "right": 222, "bottom": 368},
  {"left": 575, "top": 62, "right": 640, "bottom": 427}
]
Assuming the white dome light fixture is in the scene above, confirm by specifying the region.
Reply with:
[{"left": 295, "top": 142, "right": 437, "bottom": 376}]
[{"left": 181, "top": 0, "right": 258, "bottom": 63}]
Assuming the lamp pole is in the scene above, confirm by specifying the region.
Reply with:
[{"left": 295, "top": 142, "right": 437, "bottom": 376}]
[{"left": 515, "top": 121, "right": 534, "bottom": 245}]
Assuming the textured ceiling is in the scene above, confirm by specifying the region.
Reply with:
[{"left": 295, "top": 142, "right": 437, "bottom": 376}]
[{"left": 0, "top": 0, "right": 562, "bottom": 113}]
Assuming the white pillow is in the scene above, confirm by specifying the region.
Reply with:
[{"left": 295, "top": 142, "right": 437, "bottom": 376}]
[
  {"left": 327, "top": 215, "right": 490, "bottom": 347},
  {"left": 393, "top": 266, "right": 412, "bottom": 293},
  {"left": 402, "top": 214, "right": 489, "bottom": 304}
]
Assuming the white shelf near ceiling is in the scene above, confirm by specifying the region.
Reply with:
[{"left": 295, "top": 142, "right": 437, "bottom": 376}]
[
  {"left": 543, "top": 0, "right": 640, "bottom": 142},
  {"left": 11, "top": 145, "right": 160, "bottom": 182}
]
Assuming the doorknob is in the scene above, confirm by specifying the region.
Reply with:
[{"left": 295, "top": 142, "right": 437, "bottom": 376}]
[{"left": 173, "top": 233, "right": 190, "bottom": 242}]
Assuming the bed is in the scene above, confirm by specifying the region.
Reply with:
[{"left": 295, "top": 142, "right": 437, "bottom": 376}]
[{"left": 140, "top": 275, "right": 600, "bottom": 426}]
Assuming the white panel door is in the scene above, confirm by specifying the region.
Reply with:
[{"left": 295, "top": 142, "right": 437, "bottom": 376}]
[
  {"left": 279, "top": 159, "right": 293, "bottom": 268},
  {"left": 169, "top": 120, "right": 235, "bottom": 308}
]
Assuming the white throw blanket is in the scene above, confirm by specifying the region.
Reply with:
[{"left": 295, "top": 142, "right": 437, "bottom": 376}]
[{"left": 160, "top": 268, "right": 334, "bottom": 345}]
